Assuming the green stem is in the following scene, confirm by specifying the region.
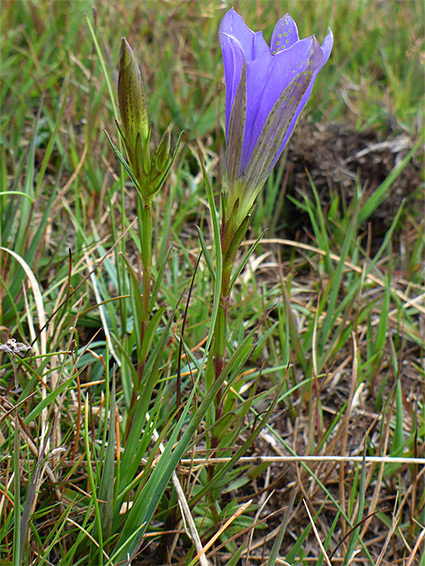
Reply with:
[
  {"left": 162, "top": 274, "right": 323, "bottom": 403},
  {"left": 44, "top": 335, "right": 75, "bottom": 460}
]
[
  {"left": 213, "top": 212, "right": 251, "bottom": 381},
  {"left": 140, "top": 199, "right": 152, "bottom": 329},
  {"left": 208, "top": 207, "right": 251, "bottom": 518},
  {"left": 211, "top": 214, "right": 249, "bottom": 442},
  {"left": 138, "top": 198, "right": 152, "bottom": 382},
  {"left": 208, "top": 245, "right": 233, "bottom": 514},
  {"left": 127, "top": 197, "right": 153, "bottom": 425}
]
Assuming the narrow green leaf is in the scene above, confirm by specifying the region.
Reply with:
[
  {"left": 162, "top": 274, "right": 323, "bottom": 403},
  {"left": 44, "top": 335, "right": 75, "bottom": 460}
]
[
  {"left": 120, "top": 254, "right": 144, "bottom": 356},
  {"left": 34, "top": 79, "right": 69, "bottom": 199},
  {"left": 343, "top": 457, "right": 367, "bottom": 565},
  {"left": 104, "top": 129, "right": 140, "bottom": 191},
  {"left": 84, "top": 395, "right": 103, "bottom": 565},
  {"left": 98, "top": 371, "right": 116, "bottom": 544},
  {"left": 140, "top": 306, "right": 166, "bottom": 361},
  {"left": 149, "top": 246, "right": 172, "bottom": 311},
  {"left": 392, "top": 379, "right": 405, "bottom": 455},
  {"left": 24, "top": 375, "right": 75, "bottom": 425},
  {"left": 267, "top": 488, "right": 297, "bottom": 565},
  {"left": 197, "top": 153, "right": 222, "bottom": 359},
  {"left": 13, "top": 411, "right": 21, "bottom": 566},
  {"left": 196, "top": 225, "right": 215, "bottom": 282},
  {"left": 229, "top": 229, "right": 267, "bottom": 289}
]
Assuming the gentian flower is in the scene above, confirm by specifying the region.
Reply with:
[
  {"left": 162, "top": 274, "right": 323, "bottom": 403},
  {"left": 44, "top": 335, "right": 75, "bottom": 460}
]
[{"left": 219, "top": 9, "right": 333, "bottom": 225}]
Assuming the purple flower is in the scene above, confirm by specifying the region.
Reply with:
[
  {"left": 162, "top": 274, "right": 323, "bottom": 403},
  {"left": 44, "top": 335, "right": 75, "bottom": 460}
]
[{"left": 219, "top": 9, "right": 333, "bottom": 223}]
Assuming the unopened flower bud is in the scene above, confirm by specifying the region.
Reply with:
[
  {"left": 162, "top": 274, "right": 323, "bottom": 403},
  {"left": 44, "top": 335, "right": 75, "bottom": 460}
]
[
  {"left": 118, "top": 38, "right": 150, "bottom": 159},
  {"left": 113, "top": 38, "right": 182, "bottom": 201}
]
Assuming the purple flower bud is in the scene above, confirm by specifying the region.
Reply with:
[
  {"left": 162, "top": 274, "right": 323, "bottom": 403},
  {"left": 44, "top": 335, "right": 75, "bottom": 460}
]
[{"left": 219, "top": 9, "right": 333, "bottom": 224}]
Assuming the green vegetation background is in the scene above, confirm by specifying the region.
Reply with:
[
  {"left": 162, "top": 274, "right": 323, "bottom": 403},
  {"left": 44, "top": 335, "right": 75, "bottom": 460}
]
[{"left": 1, "top": 1, "right": 424, "bottom": 565}]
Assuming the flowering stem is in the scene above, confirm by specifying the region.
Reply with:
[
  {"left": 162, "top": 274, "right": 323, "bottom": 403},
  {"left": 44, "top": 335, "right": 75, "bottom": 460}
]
[
  {"left": 212, "top": 293, "right": 228, "bottom": 407},
  {"left": 140, "top": 199, "right": 152, "bottom": 334},
  {"left": 211, "top": 213, "right": 250, "bottom": 437},
  {"left": 138, "top": 197, "right": 152, "bottom": 379},
  {"left": 127, "top": 197, "right": 153, "bottom": 424}
]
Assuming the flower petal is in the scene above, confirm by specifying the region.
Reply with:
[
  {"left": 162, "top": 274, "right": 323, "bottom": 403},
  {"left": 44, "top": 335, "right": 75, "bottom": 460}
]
[
  {"left": 269, "top": 27, "right": 334, "bottom": 170},
  {"left": 219, "top": 32, "right": 246, "bottom": 133},
  {"left": 226, "top": 64, "right": 247, "bottom": 185},
  {"left": 270, "top": 14, "right": 300, "bottom": 54},
  {"left": 242, "top": 39, "right": 323, "bottom": 206},
  {"left": 219, "top": 8, "right": 269, "bottom": 62},
  {"left": 241, "top": 36, "right": 322, "bottom": 173},
  {"left": 219, "top": 9, "right": 269, "bottom": 131}
]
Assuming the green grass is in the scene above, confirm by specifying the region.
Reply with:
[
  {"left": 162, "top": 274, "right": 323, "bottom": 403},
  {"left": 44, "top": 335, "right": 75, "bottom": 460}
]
[{"left": 1, "top": 1, "right": 424, "bottom": 565}]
